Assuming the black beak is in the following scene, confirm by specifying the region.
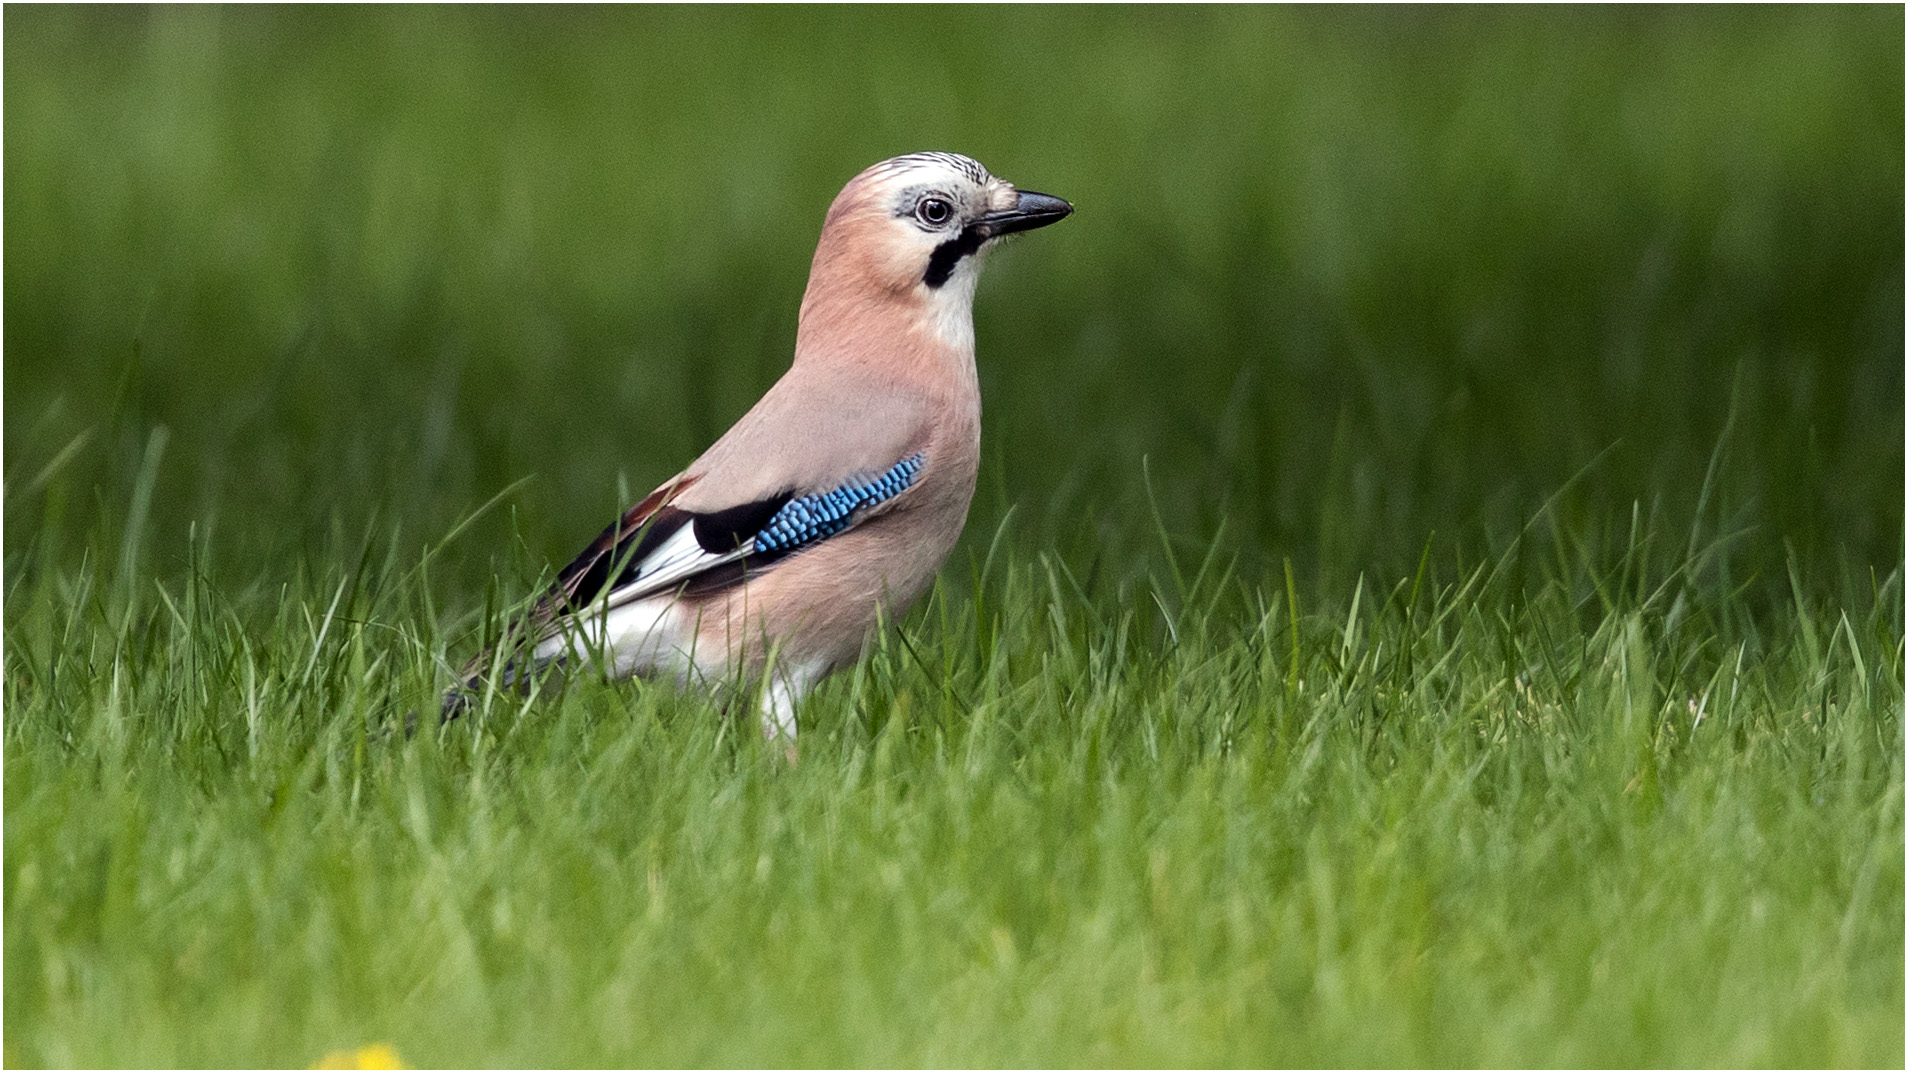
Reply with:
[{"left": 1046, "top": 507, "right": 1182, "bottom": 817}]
[{"left": 979, "top": 189, "right": 1073, "bottom": 237}]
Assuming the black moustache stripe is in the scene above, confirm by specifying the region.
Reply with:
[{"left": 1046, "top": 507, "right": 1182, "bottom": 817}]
[{"left": 923, "top": 226, "right": 985, "bottom": 289}]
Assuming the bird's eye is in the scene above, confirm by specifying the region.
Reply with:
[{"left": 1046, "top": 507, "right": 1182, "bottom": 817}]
[{"left": 916, "top": 198, "right": 953, "bottom": 226}]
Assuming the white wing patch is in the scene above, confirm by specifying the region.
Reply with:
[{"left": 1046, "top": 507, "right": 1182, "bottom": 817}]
[{"left": 595, "top": 523, "right": 750, "bottom": 613}]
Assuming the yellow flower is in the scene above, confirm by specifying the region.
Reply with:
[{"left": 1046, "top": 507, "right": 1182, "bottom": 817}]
[{"left": 311, "top": 1042, "right": 408, "bottom": 1069}]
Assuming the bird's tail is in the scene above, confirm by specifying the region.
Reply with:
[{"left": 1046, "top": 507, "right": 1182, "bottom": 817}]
[
  {"left": 428, "top": 592, "right": 569, "bottom": 732},
  {"left": 439, "top": 679, "right": 480, "bottom": 722},
  {"left": 434, "top": 651, "right": 549, "bottom": 727},
  {"left": 398, "top": 671, "right": 490, "bottom": 738}
]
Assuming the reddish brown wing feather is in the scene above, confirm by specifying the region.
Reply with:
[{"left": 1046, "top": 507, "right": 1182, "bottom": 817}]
[
  {"left": 543, "top": 483, "right": 699, "bottom": 622},
  {"left": 452, "top": 474, "right": 699, "bottom": 687}
]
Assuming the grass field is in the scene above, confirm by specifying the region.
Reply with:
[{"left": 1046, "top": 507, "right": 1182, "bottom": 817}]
[{"left": 5, "top": 6, "right": 1903, "bottom": 1067}]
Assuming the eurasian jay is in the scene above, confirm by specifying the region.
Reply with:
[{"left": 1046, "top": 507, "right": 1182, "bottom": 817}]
[{"left": 447, "top": 152, "right": 1072, "bottom": 750}]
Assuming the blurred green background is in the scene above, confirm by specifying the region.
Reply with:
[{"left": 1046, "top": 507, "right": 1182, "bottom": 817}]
[
  {"left": 6, "top": 4, "right": 1902, "bottom": 609},
  {"left": 4, "top": 9, "right": 1902, "bottom": 1068}
]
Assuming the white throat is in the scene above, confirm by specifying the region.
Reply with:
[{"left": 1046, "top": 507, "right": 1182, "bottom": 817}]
[{"left": 925, "top": 250, "right": 983, "bottom": 352}]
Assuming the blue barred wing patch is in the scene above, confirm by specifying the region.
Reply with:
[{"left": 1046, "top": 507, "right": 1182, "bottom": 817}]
[{"left": 752, "top": 454, "right": 925, "bottom": 554}]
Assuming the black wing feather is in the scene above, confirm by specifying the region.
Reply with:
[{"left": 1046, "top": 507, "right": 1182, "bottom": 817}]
[{"left": 689, "top": 493, "right": 796, "bottom": 555}]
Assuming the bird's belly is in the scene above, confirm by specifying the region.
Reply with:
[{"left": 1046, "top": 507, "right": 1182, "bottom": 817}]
[{"left": 688, "top": 507, "right": 962, "bottom": 674}]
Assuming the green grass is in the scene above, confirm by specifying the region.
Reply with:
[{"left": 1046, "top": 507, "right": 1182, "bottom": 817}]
[{"left": 5, "top": 6, "right": 1903, "bottom": 1067}]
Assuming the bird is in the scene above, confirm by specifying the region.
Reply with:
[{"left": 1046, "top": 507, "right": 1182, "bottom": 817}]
[{"left": 444, "top": 151, "right": 1072, "bottom": 754}]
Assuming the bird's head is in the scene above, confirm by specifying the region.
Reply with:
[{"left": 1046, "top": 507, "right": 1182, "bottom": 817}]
[{"left": 802, "top": 152, "right": 1072, "bottom": 351}]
